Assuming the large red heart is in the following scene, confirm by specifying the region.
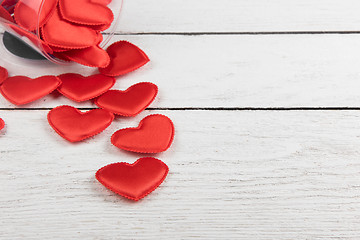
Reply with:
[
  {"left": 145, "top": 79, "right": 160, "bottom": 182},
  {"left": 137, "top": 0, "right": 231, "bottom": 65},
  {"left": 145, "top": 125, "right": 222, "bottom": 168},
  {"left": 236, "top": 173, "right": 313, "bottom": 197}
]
[
  {"left": 111, "top": 114, "right": 175, "bottom": 153},
  {"left": 54, "top": 45, "right": 110, "bottom": 68},
  {"left": 57, "top": 73, "right": 115, "bottom": 102},
  {"left": 0, "top": 66, "right": 8, "bottom": 84},
  {"left": 95, "top": 82, "right": 158, "bottom": 116},
  {"left": 42, "top": 9, "right": 98, "bottom": 49},
  {"left": 48, "top": 105, "right": 114, "bottom": 142},
  {"left": 99, "top": 41, "right": 150, "bottom": 77},
  {"left": 59, "top": 0, "right": 113, "bottom": 26},
  {"left": 14, "top": 0, "right": 58, "bottom": 31},
  {"left": 0, "top": 118, "right": 4, "bottom": 131},
  {"left": 96, "top": 157, "right": 169, "bottom": 201},
  {"left": 0, "top": 75, "right": 61, "bottom": 105}
]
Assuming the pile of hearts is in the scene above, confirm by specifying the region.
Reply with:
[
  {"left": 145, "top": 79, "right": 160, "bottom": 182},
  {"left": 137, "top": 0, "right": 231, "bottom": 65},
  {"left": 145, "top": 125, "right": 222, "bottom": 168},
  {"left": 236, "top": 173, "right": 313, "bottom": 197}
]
[
  {"left": 0, "top": 0, "right": 123, "bottom": 67},
  {"left": 0, "top": 40, "right": 175, "bottom": 201}
]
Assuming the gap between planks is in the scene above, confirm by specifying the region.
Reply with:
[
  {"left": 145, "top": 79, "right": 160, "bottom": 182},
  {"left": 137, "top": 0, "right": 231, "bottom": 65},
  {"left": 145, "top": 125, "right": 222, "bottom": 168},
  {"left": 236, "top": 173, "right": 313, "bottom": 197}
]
[{"left": 2, "top": 107, "right": 360, "bottom": 111}]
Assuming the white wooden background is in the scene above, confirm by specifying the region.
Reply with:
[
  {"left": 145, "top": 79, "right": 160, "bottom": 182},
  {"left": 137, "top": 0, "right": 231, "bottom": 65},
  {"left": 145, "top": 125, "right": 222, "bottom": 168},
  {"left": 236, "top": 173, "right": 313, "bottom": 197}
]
[{"left": 2, "top": 0, "right": 360, "bottom": 239}]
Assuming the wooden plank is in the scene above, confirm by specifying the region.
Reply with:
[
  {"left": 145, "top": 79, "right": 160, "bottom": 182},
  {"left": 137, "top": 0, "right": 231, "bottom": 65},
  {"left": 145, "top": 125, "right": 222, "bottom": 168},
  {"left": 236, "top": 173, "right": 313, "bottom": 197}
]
[
  {"left": 2, "top": 34, "right": 360, "bottom": 108},
  {"left": 116, "top": 0, "right": 360, "bottom": 33},
  {"left": 1, "top": 110, "right": 360, "bottom": 239}
]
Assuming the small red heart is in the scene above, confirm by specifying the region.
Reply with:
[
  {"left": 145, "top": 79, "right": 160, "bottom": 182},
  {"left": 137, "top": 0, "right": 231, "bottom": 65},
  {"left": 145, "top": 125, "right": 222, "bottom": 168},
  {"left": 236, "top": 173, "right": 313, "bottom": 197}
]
[
  {"left": 48, "top": 105, "right": 114, "bottom": 142},
  {"left": 42, "top": 9, "right": 98, "bottom": 49},
  {"left": 99, "top": 41, "right": 150, "bottom": 77},
  {"left": 54, "top": 45, "right": 110, "bottom": 68},
  {"left": 0, "top": 75, "right": 61, "bottom": 105},
  {"left": 96, "top": 157, "right": 169, "bottom": 201},
  {"left": 14, "top": 0, "right": 58, "bottom": 31},
  {"left": 57, "top": 73, "right": 115, "bottom": 102},
  {"left": 0, "top": 66, "right": 8, "bottom": 84},
  {"left": 111, "top": 114, "right": 175, "bottom": 153},
  {"left": 0, "top": 118, "right": 4, "bottom": 131},
  {"left": 59, "top": 0, "right": 113, "bottom": 26},
  {"left": 95, "top": 82, "right": 158, "bottom": 116}
]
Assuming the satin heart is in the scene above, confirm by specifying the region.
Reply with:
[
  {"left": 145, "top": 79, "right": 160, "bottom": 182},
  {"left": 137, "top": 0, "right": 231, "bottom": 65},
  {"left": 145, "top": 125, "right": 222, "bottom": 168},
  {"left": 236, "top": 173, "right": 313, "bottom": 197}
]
[
  {"left": 59, "top": 0, "right": 113, "bottom": 26},
  {"left": 42, "top": 9, "right": 98, "bottom": 49},
  {"left": 95, "top": 82, "right": 158, "bottom": 116},
  {"left": 96, "top": 157, "right": 169, "bottom": 201},
  {"left": 99, "top": 41, "right": 150, "bottom": 77},
  {"left": 14, "top": 0, "right": 58, "bottom": 31},
  {"left": 57, "top": 73, "right": 115, "bottom": 102},
  {"left": 0, "top": 118, "right": 4, "bottom": 131},
  {"left": 111, "top": 114, "right": 175, "bottom": 153},
  {"left": 48, "top": 105, "right": 114, "bottom": 142},
  {"left": 54, "top": 45, "right": 110, "bottom": 68},
  {"left": 0, "top": 66, "right": 8, "bottom": 84},
  {"left": 0, "top": 75, "right": 61, "bottom": 105},
  {"left": 0, "top": 5, "right": 14, "bottom": 22}
]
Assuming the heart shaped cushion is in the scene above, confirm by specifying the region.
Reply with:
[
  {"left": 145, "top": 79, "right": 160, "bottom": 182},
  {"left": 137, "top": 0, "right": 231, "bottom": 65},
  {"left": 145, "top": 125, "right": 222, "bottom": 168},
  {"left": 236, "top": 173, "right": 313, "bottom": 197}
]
[
  {"left": 99, "top": 41, "right": 149, "bottom": 77},
  {"left": 95, "top": 82, "right": 158, "bottom": 116},
  {"left": 42, "top": 9, "right": 98, "bottom": 49},
  {"left": 57, "top": 73, "right": 115, "bottom": 102},
  {"left": 48, "top": 105, "right": 114, "bottom": 142},
  {"left": 59, "top": 0, "right": 113, "bottom": 26},
  {"left": 14, "top": 0, "right": 58, "bottom": 31},
  {"left": 0, "top": 75, "right": 61, "bottom": 105},
  {"left": 0, "top": 118, "right": 4, "bottom": 131},
  {"left": 54, "top": 45, "right": 110, "bottom": 68},
  {"left": 111, "top": 114, "right": 175, "bottom": 153},
  {"left": 0, "top": 66, "right": 8, "bottom": 84},
  {"left": 96, "top": 157, "right": 169, "bottom": 201}
]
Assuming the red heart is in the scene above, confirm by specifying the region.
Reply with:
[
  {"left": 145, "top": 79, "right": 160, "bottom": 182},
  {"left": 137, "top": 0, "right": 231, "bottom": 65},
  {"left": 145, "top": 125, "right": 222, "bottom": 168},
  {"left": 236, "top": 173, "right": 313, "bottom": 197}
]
[
  {"left": 95, "top": 82, "right": 158, "bottom": 116},
  {"left": 111, "top": 114, "right": 175, "bottom": 153},
  {"left": 0, "top": 118, "right": 4, "bottom": 131},
  {"left": 42, "top": 9, "right": 98, "bottom": 49},
  {"left": 59, "top": 0, "right": 113, "bottom": 26},
  {"left": 96, "top": 157, "right": 169, "bottom": 201},
  {"left": 57, "top": 73, "right": 115, "bottom": 102},
  {"left": 0, "top": 66, "right": 8, "bottom": 84},
  {"left": 48, "top": 105, "right": 114, "bottom": 142},
  {"left": 99, "top": 41, "right": 150, "bottom": 77},
  {"left": 0, "top": 75, "right": 61, "bottom": 105},
  {"left": 54, "top": 45, "right": 110, "bottom": 68},
  {"left": 14, "top": 0, "right": 58, "bottom": 31}
]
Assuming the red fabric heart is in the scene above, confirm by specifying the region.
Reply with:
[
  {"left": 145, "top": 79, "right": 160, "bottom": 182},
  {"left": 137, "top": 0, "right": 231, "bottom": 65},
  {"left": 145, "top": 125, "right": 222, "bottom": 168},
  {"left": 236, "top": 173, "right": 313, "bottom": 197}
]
[
  {"left": 96, "top": 157, "right": 169, "bottom": 201},
  {"left": 111, "top": 114, "right": 175, "bottom": 153},
  {"left": 42, "top": 9, "right": 98, "bottom": 49},
  {"left": 0, "top": 118, "right": 4, "bottom": 131},
  {"left": 59, "top": 0, "right": 113, "bottom": 26},
  {"left": 57, "top": 73, "right": 115, "bottom": 102},
  {"left": 0, "top": 66, "right": 9, "bottom": 84},
  {"left": 99, "top": 41, "right": 150, "bottom": 77},
  {"left": 0, "top": 75, "right": 61, "bottom": 105},
  {"left": 0, "top": 5, "right": 14, "bottom": 22},
  {"left": 48, "top": 105, "right": 114, "bottom": 142},
  {"left": 14, "top": 0, "right": 58, "bottom": 31},
  {"left": 54, "top": 45, "right": 110, "bottom": 68},
  {"left": 95, "top": 82, "right": 158, "bottom": 116}
]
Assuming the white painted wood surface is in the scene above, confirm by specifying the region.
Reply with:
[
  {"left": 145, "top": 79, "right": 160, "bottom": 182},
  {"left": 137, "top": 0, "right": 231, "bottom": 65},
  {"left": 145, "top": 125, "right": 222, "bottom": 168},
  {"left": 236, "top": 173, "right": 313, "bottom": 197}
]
[
  {"left": 1, "top": 0, "right": 360, "bottom": 239},
  {"left": 3, "top": 34, "right": 360, "bottom": 108},
  {"left": 118, "top": 0, "right": 360, "bottom": 32},
  {"left": 2, "top": 110, "right": 360, "bottom": 239}
]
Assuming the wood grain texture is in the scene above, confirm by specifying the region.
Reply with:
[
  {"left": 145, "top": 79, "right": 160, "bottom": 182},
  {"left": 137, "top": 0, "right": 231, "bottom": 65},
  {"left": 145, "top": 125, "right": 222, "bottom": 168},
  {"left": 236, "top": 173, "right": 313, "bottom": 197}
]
[
  {"left": 2, "top": 34, "right": 360, "bottom": 108},
  {"left": 117, "top": 0, "right": 360, "bottom": 33},
  {"left": 1, "top": 110, "right": 360, "bottom": 239}
]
